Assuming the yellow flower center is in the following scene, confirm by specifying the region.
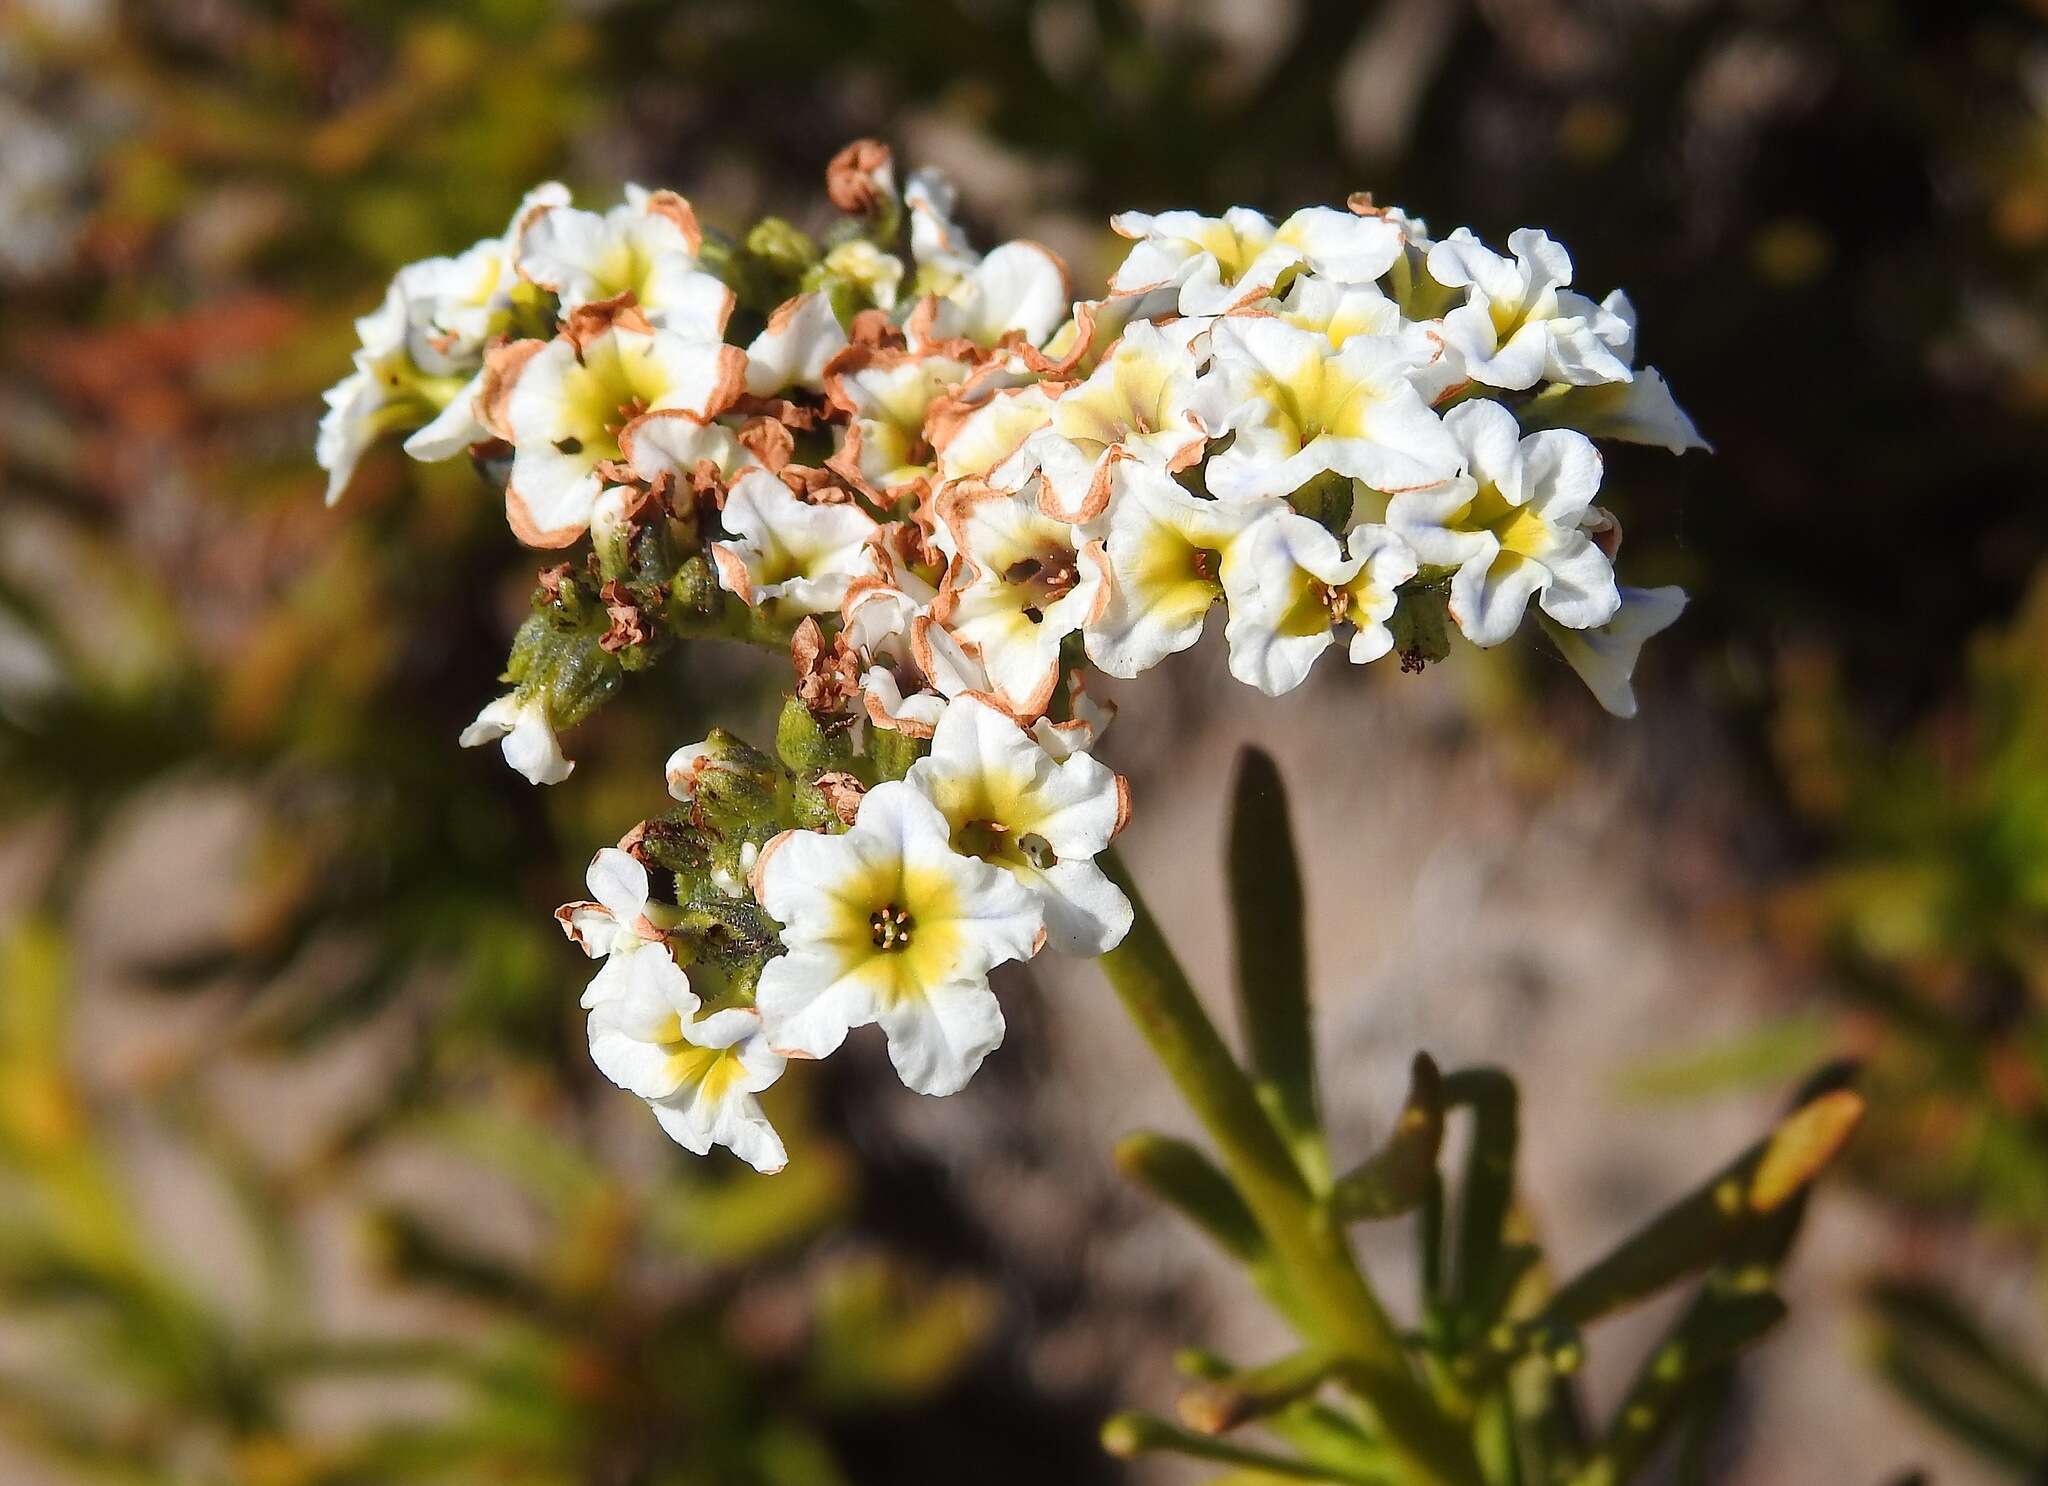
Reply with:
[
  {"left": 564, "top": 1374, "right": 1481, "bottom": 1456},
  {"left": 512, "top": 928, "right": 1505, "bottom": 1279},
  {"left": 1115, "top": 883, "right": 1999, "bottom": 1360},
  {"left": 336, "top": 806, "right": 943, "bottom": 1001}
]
[
  {"left": 558, "top": 335, "right": 675, "bottom": 464},
  {"left": 1196, "top": 223, "right": 1259, "bottom": 282},
  {"left": 670, "top": 1043, "right": 747, "bottom": 1101},
  {"left": 827, "top": 862, "right": 968, "bottom": 1005},
  {"left": 1448, "top": 481, "right": 1552, "bottom": 559}
]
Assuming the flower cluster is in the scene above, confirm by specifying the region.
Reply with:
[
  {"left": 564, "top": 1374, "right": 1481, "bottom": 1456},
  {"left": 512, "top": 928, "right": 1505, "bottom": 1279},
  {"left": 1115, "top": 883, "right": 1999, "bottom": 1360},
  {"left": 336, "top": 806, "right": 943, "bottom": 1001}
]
[{"left": 320, "top": 143, "right": 1701, "bottom": 1169}]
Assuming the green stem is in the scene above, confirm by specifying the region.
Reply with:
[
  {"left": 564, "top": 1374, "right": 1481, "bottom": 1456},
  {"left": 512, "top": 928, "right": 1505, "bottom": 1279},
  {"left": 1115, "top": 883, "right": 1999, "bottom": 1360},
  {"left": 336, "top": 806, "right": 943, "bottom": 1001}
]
[{"left": 1098, "top": 849, "right": 1482, "bottom": 1486}]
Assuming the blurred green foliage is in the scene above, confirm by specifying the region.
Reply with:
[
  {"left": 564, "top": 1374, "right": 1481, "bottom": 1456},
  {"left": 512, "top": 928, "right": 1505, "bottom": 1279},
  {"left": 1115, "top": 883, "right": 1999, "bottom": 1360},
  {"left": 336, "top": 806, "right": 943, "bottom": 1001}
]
[{"left": 0, "top": 917, "right": 1019, "bottom": 1485}]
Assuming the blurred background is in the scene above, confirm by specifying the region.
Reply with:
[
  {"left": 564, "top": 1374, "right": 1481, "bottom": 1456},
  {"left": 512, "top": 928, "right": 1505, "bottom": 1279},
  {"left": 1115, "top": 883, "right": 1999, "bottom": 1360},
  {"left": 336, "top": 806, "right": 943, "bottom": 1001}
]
[{"left": 4, "top": 0, "right": 2048, "bottom": 1481}]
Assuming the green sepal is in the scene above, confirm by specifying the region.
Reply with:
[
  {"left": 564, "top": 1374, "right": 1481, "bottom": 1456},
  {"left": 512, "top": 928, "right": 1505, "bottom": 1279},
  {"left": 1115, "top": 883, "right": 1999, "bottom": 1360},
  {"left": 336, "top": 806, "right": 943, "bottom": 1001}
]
[
  {"left": 502, "top": 602, "right": 621, "bottom": 732},
  {"left": 1388, "top": 584, "right": 1453, "bottom": 672},
  {"left": 867, "top": 724, "right": 923, "bottom": 782},
  {"left": 776, "top": 694, "right": 859, "bottom": 778}
]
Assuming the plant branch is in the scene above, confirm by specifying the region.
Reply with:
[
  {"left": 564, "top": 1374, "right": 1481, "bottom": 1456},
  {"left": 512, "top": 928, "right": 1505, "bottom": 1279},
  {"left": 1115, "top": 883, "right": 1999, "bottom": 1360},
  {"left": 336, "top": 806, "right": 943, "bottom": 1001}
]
[{"left": 1097, "top": 848, "right": 1483, "bottom": 1486}]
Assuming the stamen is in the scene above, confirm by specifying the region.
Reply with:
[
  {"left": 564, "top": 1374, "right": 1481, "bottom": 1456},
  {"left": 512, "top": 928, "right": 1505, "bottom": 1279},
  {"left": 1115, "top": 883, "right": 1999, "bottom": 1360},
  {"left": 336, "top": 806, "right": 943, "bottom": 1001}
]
[
  {"left": 605, "top": 396, "right": 650, "bottom": 438},
  {"left": 869, "top": 903, "right": 916, "bottom": 950}
]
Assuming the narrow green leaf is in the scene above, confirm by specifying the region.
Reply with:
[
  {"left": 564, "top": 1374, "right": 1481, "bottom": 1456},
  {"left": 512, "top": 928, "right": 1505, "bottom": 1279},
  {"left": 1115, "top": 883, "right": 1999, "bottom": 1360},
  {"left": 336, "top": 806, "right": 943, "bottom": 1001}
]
[
  {"left": 1620, "top": 1014, "right": 1834, "bottom": 1102},
  {"left": 1162, "top": 1349, "right": 1393, "bottom": 1480},
  {"left": 1227, "top": 748, "right": 1325, "bottom": 1185},
  {"left": 1442, "top": 1067, "right": 1519, "bottom": 1324},
  {"left": 1571, "top": 1289, "right": 1787, "bottom": 1486},
  {"left": 1115, "top": 1131, "right": 1268, "bottom": 1267},
  {"left": 1571, "top": 1067, "right": 1859, "bottom": 1486},
  {"left": 1458, "top": 1084, "right": 1862, "bottom": 1388},
  {"left": 1418, "top": 1172, "right": 1446, "bottom": 1312},
  {"left": 1103, "top": 1411, "right": 1384, "bottom": 1483},
  {"left": 1330, "top": 1055, "right": 1443, "bottom": 1223},
  {"left": 1179, "top": 1348, "right": 1340, "bottom": 1434}
]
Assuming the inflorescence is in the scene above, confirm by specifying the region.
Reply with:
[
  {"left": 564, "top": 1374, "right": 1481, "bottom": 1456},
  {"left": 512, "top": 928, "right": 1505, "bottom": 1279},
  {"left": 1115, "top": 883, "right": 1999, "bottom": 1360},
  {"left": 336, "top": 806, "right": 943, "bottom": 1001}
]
[{"left": 319, "top": 141, "right": 1702, "bottom": 1171}]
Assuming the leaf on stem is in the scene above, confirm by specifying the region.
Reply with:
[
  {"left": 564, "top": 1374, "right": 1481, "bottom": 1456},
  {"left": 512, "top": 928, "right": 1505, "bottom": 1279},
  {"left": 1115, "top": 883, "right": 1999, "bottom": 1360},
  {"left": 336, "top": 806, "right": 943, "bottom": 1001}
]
[
  {"left": 1329, "top": 1055, "right": 1443, "bottom": 1222},
  {"left": 1568, "top": 1067, "right": 1862, "bottom": 1482},
  {"left": 1572, "top": 1288, "right": 1787, "bottom": 1486},
  {"left": 1468, "top": 1085, "right": 1861, "bottom": 1377},
  {"left": 1102, "top": 1411, "right": 1380, "bottom": 1484},
  {"left": 1178, "top": 1348, "right": 1339, "bottom": 1434},
  {"left": 1440, "top": 1067, "right": 1519, "bottom": 1330},
  {"left": 1114, "top": 1131, "right": 1268, "bottom": 1268},
  {"left": 1226, "top": 747, "right": 1325, "bottom": 1185}
]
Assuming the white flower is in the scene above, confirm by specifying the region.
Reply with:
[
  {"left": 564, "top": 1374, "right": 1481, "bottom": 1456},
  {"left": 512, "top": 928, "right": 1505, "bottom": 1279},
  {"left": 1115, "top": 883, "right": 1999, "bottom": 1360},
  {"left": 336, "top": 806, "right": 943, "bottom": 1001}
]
[
  {"left": 932, "top": 481, "right": 1110, "bottom": 717},
  {"left": 821, "top": 238, "right": 905, "bottom": 312},
  {"left": 1109, "top": 206, "right": 1404, "bottom": 316},
  {"left": 1083, "top": 460, "right": 1273, "bottom": 678},
  {"left": 709, "top": 469, "right": 880, "bottom": 622},
  {"left": 906, "top": 696, "right": 1131, "bottom": 955},
  {"left": 1007, "top": 318, "right": 1210, "bottom": 523},
  {"left": 1516, "top": 291, "right": 1708, "bottom": 454},
  {"left": 558, "top": 848, "right": 693, "bottom": 1016},
  {"left": 634, "top": 1007, "right": 787, "bottom": 1173},
  {"left": 619, "top": 409, "right": 757, "bottom": 486},
  {"left": 518, "top": 186, "right": 733, "bottom": 335},
  {"left": 399, "top": 181, "right": 566, "bottom": 373},
  {"left": 1275, "top": 274, "right": 1403, "bottom": 348},
  {"left": 823, "top": 347, "right": 976, "bottom": 497},
  {"left": 459, "top": 691, "right": 573, "bottom": 785},
  {"left": 316, "top": 284, "right": 449, "bottom": 505},
  {"left": 397, "top": 370, "right": 495, "bottom": 464},
  {"left": 664, "top": 740, "right": 715, "bottom": 802},
  {"left": 1220, "top": 510, "right": 1419, "bottom": 695},
  {"left": 842, "top": 574, "right": 995, "bottom": 737},
  {"left": 1195, "top": 315, "right": 1459, "bottom": 502},
  {"left": 745, "top": 291, "right": 849, "bottom": 397},
  {"left": 905, "top": 168, "right": 979, "bottom": 288},
  {"left": 1425, "top": 228, "right": 1633, "bottom": 391},
  {"left": 1024, "top": 286, "right": 1183, "bottom": 382},
  {"left": 755, "top": 781, "right": 1044, "bottom": 1096},
  {"left": 1274, "top": 274, "right": 1464, "bottom": 407},
  {"left": 380, "top": 183, "right": 573, "bottom": 467},
  {"left": 933, "top": 383, "right": 1056, "bottom": 486},
  {"left": 1521, "top": 366, "right": 1707, "bottom": 454},
  {"left": 912, "top": 240, "right": 1071, "bottom": 352},
  {"left": 1540, "top": 585, "right": 1688, "bottom": 719},
  {"left": 486, "top": 309, "right": 745, "bottom": 546},
  {"left": 564, "top": 849, "right": 785, "bottom": 1171},
  {"left": 1029, "top": 669, "right": 1116, "bottom": 760},
  {"left": 1388, "top": 398, "right": 1619, "bottom": 647}
]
